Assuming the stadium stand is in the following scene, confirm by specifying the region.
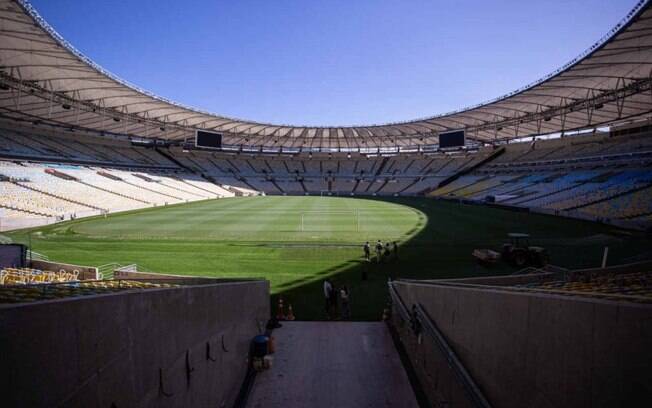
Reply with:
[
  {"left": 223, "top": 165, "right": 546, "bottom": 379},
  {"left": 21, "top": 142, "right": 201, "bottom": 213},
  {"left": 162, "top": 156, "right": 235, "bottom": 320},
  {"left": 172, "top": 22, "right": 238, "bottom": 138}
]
[
  {"left": 2, "top": 122, "right": 652, "bottom": 230},
  {"left": 427, "top": 127, "right": 652, "bottom": 229},
  {"left": 0, "top": 125, "right": 265, "bottom": 229},
  {"left": 514, "top": 271, "right": 651, "bottom": 301},
  {"left": 1, "top": 0, "right": 652, "bottom": 406},
  {"left": 0, "top": 267, "right": 79, "bottom": 286},
  {"left": 0, "top": 277, "right": 182, "bottom": 302}
]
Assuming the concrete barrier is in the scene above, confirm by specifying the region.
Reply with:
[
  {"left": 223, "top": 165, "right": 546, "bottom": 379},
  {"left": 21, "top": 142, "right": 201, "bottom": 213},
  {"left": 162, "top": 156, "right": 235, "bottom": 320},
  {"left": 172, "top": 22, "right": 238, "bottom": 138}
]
[
  {"left": 0, "top": 216, "right": 57, "bottom": 231},
  {"left": 30, "top": 259, "right": 99, "bottom": 280},
  {"left": 0, "top": 279, "right": 270, "bottom": 407},
  {"left": 572, "top": 259, "right": 652, "bottom": 277},
  {"left": 392, "top": 281, "right": 652, "bottom": 407},
  {"left": 423, "top": 272, "right": 557, "bottom": 286},
  {"left": 113, "top": 268, "right": 205, "bottom": 280}
]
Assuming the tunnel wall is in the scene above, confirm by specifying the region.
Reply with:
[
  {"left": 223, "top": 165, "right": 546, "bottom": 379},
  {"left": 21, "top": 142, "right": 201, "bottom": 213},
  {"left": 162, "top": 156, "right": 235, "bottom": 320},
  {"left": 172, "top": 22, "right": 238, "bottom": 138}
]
[
  {"left": 392, "top": 281, "right": 652, "bottom": 408},
  {"left": 391, "top": 307, "right": 476, "bottom": 408},
  {"left": 0, "top": 280, "right": 269, "bottom": 407}
]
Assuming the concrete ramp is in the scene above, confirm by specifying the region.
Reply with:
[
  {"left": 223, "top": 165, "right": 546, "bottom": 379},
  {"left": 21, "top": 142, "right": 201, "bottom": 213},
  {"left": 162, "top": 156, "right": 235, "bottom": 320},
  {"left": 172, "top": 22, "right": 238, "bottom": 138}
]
[{"left": 246, "top": 322, "right": 418, "bottom": 408}]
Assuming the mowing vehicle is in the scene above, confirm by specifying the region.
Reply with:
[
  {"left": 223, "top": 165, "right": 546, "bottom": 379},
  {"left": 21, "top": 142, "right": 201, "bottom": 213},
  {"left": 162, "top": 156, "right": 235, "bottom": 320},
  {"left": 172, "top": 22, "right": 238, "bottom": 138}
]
[{"left": 501, "top": 233, "right": 549, "bottom": 267}]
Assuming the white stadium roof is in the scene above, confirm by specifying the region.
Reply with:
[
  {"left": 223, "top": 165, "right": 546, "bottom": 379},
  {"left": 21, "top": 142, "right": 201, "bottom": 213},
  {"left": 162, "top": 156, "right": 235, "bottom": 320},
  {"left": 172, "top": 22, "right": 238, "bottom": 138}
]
[{"left": 1, "top": 0, "right": 652, "bottom": 150}]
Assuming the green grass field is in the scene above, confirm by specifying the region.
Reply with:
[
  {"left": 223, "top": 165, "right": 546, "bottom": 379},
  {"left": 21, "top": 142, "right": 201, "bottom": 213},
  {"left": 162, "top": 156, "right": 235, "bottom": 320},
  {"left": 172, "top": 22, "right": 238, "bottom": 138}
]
[{"left": 5, "top": 196, "right": 651, "bottom": 320}]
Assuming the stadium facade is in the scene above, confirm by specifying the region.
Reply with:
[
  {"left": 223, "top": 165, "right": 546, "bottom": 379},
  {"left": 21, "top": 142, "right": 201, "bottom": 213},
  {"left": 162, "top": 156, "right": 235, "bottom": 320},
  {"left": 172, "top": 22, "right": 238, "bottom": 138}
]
[{"left": 1, "top": 0, "right": 652, "bottom": 148}]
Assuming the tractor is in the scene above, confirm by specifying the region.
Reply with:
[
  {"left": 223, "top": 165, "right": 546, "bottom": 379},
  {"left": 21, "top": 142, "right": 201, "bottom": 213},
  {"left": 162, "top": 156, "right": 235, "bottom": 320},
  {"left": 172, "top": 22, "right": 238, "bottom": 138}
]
[{"left": 501, "top": 233, "right": 549, "bottom": 268}]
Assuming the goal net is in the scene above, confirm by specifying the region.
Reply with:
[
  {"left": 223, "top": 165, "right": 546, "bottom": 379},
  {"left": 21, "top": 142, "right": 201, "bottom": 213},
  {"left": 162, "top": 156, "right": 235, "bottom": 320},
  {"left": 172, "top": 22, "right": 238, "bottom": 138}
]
[
  {"left": 320, "top": 190, "right": 339, "bottom": 197},
  {"left": 300, "top": 210, "right": 360, "bottom": 232}
]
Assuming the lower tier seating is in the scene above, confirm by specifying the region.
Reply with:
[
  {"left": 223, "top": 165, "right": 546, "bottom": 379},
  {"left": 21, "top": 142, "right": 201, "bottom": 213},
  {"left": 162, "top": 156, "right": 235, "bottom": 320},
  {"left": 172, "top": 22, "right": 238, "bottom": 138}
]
[
  {"left": 515, "top": 272, "right": 652, "bottom": 302},
  {"left": 1, "top": 267, "right": 79, "bottom": 285},
  {"left": 0, "top": 279, "right": 179, "bottom": 304}
]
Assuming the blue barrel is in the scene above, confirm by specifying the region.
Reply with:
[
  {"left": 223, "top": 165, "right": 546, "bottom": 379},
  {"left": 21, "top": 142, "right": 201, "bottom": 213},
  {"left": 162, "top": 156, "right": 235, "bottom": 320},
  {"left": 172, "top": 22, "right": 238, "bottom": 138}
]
[{"left": 252, "top": 335, "right": 269, "bottom": 357}]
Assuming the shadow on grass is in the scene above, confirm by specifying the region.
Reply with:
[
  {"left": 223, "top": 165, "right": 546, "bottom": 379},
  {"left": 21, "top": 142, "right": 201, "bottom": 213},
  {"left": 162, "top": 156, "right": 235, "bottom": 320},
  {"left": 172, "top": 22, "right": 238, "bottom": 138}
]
[
  {"left": 4, "top": 196, "right": 651, "bottom": 322},
  {"left": 271, "top": 196, "right": 652, "bottom": 321}
]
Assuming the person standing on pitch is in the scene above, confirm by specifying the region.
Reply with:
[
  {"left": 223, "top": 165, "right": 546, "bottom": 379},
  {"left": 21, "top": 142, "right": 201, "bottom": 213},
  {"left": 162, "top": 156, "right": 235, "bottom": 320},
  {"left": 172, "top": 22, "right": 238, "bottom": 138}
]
[
  {"left": 330, "top": 283, "right": 339, "bottom": 319},
  {"left": 363, "top": 241, "right": 371, "bottom": 261},
  {"left": 323, "top": 279, "right": 334, "bottom": 319},
  {"left": 375, "top": 240, "right": 383, "bottom": 263},
  {"left": 340, "top": 285, "right": 351, "bottom": 320},
  {"left": 392, "top": 241, "right": 399, "bottom": 260}
]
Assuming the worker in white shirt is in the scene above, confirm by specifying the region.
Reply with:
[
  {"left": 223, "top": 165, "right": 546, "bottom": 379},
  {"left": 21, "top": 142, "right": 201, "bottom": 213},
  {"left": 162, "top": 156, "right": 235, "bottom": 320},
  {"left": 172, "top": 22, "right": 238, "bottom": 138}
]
[{"left": 323, "top": 279, "right": 334, "bottom": 319}]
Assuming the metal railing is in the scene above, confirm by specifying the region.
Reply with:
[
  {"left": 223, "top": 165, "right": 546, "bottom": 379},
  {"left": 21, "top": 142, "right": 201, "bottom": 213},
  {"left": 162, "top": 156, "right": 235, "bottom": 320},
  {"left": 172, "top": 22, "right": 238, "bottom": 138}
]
[
  {"left": 97, "top": 262, "right": 123, "bottom": 280},
  {"left": 389, "top": 282, "right": 492, "bottom": 408},
  {"left": 27, "top": 250, "right": 49, "bottom": 261},
  {"left": 511, "top": 264, "right": 568, "bottom": 278}
]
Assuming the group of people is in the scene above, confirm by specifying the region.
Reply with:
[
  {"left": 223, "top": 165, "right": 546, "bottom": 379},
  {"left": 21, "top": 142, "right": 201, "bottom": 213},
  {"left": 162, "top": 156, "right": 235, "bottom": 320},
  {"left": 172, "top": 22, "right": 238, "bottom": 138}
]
[
  {"left": 323, "top": 279, "right": 350, "bottom": 320},
  {"left": 320, "top": 240, "right": 400, "bottom": 320},
  {"left": 363, "top": 240, "right": 399, "bottom": 263}
]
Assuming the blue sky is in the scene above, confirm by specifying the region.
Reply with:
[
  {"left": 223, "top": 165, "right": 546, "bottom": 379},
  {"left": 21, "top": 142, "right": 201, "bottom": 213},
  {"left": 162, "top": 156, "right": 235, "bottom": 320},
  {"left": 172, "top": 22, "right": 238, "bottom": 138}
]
[{"left": 30, "top": 0, "right": 635, "bottom": 126}]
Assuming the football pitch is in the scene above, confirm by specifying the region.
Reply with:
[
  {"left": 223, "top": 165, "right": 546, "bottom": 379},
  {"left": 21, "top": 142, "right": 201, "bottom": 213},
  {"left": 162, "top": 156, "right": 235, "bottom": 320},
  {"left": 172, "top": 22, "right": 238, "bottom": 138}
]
[{"left": 5, "top": 196, "right": 651, "bottom": 320}]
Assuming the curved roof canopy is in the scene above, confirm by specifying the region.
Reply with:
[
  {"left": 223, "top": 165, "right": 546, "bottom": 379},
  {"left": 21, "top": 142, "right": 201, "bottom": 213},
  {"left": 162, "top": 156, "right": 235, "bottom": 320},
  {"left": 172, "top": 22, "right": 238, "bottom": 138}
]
[{"left": 1, "top": 0, "right": 652, "bottom": 150}]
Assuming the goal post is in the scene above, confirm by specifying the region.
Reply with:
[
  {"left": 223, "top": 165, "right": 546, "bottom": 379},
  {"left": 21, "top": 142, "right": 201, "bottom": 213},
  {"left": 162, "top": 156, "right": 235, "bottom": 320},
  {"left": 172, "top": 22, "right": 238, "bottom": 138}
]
[{"left": 300, "top": 210, "right": 360, "bottom": 232}]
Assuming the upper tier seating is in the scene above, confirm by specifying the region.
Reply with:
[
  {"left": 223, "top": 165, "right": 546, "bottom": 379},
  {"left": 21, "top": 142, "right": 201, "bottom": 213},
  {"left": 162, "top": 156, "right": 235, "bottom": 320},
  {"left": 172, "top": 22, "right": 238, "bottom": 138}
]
[{"left": 0, "top": 126, "right": 177, "bottom": 167}]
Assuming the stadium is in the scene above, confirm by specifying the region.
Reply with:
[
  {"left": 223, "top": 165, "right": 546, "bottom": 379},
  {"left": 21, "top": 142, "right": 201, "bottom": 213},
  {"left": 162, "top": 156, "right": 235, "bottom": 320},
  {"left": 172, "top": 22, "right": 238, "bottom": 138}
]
[{"left": 0, "top": 0, "right": 651, "bottom": 406}]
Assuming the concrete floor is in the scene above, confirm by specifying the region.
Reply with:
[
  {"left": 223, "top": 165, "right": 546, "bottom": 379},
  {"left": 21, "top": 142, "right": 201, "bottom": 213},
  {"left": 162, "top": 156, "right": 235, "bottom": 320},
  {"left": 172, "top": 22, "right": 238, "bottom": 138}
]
[{"left": 246, "top": 322, "right": 419, "bottom": 408}]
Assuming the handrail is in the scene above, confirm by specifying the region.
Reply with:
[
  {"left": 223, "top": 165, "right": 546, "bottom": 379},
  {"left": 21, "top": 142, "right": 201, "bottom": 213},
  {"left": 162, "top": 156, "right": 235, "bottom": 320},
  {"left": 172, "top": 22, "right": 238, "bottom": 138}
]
[
  {"left": 388, "top": 281, "right": 411, "bottom": 323},
  {"left": 26, "top": 250, "right": 49, "bottom": 261},
  {"left": 97, "top": 262, "right": 122, "bottom": 280},
  {"left": 97, "top": 262, "right": 122, "bottom": 270},
  {"left": 389, "top": 282, "right": 492, "bottom": 408}
]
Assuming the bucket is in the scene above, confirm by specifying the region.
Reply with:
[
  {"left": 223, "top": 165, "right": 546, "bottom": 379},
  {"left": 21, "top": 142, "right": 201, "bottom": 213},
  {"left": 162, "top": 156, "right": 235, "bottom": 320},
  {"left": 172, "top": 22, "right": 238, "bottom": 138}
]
[{"left": 252, "top": 335, "right": 269, "bottom": 357}]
